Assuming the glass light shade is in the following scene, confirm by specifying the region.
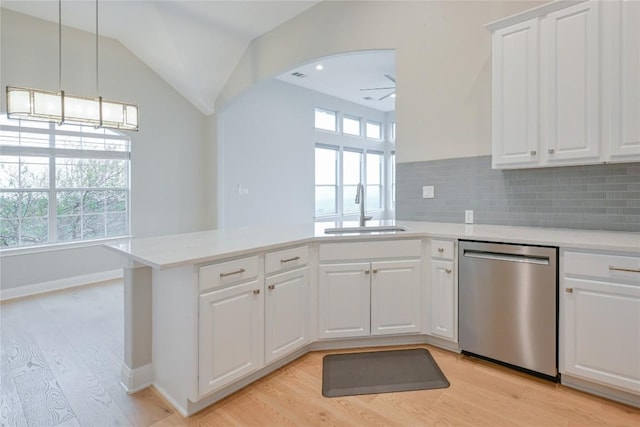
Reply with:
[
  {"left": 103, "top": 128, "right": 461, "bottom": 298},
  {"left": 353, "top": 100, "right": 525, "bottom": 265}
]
[
  {"left": 7, "top": 87, "right": 31, "bottom": 114},
  {"left": 6, "top": 86, "right": 139, "bottom": 131}
]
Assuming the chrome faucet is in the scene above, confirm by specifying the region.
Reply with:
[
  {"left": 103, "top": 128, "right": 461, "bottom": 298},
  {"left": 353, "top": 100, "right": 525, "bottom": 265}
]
[{"left": 355, "top": 183, "right": 373, "bottom": 227}]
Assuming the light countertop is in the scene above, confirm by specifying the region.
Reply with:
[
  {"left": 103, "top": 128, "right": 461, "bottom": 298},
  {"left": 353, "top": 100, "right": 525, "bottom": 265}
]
[{"left": 104, "top": 220, "right": 640, "bottom": 270}]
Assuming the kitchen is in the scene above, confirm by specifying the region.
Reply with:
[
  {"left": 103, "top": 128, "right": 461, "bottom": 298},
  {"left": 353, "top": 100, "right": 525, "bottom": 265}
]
[{"left": 1, "top": 0, "right": 639, "bottom": 425}]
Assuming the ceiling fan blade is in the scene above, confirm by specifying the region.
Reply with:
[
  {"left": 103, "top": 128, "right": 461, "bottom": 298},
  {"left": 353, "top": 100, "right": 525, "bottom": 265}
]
[
  {"left": 360, "top": 87, "right": 395, "bottom": 91},
  {"left": 378, "top": 90, "right": 395, "bottom": 101},
  {"left": 384, "top": 74, "right": 396, "bottom": 83}
]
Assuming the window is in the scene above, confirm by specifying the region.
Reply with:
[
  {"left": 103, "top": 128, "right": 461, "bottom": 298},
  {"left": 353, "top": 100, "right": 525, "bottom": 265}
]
[
  {"left": 314, "top": 146, "right": 338, "bottom": 216},
  {"left": 366, "top": 151, "right": 383, "bottom": 209},
  {"left": 366, "top": 120, "right": 382, "bottom": 140},
  {"left": 342, "top": 115, "right": 361, "bottom": 136},
  {"left": 390, "top": 122, "right": 396, "bottom": 142},
  {"left": 314, "top": 108, "right": 337, "bottom": 132},
  {"left": 0, "top": 115, "right": 131, "bottom": 249},
  {"left": 391, "top": 152, "right": 396, "bottom": 205},
  {"left": 342, "top": 150, "right": 362, "bottom": 213}
]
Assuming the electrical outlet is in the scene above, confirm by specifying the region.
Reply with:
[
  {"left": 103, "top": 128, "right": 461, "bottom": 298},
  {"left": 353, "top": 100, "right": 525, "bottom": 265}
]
[
  {"left": 465, "top": 210, "right": 474, "bottom": 224},
  {"left": 422, "top": 185, "right": 435, "bottom": 199}
]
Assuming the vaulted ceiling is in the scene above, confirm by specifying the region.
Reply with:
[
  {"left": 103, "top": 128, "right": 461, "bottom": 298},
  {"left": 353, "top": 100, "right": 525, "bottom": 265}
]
[{"left": 3, "top": 1, "right": 396, "bottom": 115}]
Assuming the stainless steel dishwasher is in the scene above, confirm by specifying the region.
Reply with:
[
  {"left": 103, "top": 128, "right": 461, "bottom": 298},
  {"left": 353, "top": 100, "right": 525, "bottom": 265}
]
[{"left": 459, "top": 240, "right": 558, "bottom": 379}]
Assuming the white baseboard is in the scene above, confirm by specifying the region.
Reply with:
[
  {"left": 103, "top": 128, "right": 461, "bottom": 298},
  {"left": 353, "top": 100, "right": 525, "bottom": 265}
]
[
  {"left": 561, "top": 374, "right": 640, "bottom": 408},
  {"left": 120, "top": 362, "right": 154, "bottom": 394},
  {"left": 0, "top": 269, "right": 123, "bottom": 301}
]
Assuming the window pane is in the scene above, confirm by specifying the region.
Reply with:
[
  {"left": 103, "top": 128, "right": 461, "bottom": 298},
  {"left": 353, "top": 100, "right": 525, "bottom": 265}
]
[
  {"left": 343, "top": 150, "right": 362, "bottom": 185},
  {"left": 366, "top": 152, "right": 382, "bottom": 185},
  {"left": 391, "top": 122, "right": 396, "bottom": 141},
  {"left": 391, "top": 153, "right": 396, "bottom": 204},
  {"left": 57, "top": 215, "right": 81, "bottom": 242},
  {"left": 20, "top": 217, "right": 48, "bottom": 246},
  {"left": 315, "top": 147, "right": 337, "bottom": 185},
  {"left": 314, "top": 108, "right": 336, "bottom": 132},
  {"left": 82, "top": 214, "right": 105, "bottom": 239},
  {"left": 315, "top": 186, "right": 336, "bottom": 216},
  {"left": 57, "top": 191, "right": 82, "bottom": 216},
  {"left": 367, "top": 185, "right": 382, "bottom": 209},
  {"left": 0, "top": 156, "right": 49, "bottom": 189},
  {"left": 343, "top": 116, "right": 360, "bottom": 136},
  {"left": 106, "top": 213, "right": 127, "bottom": 237},
  {"left": 366, "top": 121, "right": 381, "bottom": 139},
  {"left": 343, "top": 185, "right": 359, "bottom": 213}
]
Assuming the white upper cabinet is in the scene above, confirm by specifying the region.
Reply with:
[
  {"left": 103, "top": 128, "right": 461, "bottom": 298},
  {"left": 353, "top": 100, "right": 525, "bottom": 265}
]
[
  {"left": 545, "top": 1, "right": 600, "bottom": 163},
  {"left": 492, "top": 19, "right": 540, "bottom": 168},
  {"left": 488, "top": 0, "right": 639, "bottom": 169},
  {"left": 608, "top": 0, "right": 640, "bottom": 161}
]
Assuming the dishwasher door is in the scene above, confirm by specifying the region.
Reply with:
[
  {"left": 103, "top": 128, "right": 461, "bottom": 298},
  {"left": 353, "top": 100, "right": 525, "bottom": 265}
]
[{"left": 458, "top": 240, "right": 558, "bottom": 378}]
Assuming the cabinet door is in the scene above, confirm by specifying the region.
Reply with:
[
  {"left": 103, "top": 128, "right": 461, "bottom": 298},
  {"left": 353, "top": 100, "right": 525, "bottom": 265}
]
[
  {"left": 492, "top": 18, "right": 540, "bottom": 168},
  {"left": 370, "top": 259, "right": 422, "bottom": 336},
  {"left": 609, "top": 0, "right": 640, "bottom": 161},
  {"left": 562, "top": 277, "right": 640, "bottom": 394},
  {"left": 318, "top": 263, "right": 370, "bottom": 339},
  {"left": 430, "top": 260, "right": 456, "bottom": 341},
  {"left": 199, "top": 280, "right": 264, "bottom": 397},
  {"left": 546, "top": 0, "right": 600, "bottom": 162},
  {"left": 265, "top": 267, "right": 309, "bottom": 364}
]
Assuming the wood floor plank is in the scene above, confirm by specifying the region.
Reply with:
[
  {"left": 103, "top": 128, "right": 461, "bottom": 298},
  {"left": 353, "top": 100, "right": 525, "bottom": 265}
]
[{"left": 0, "top": 342, "right": 28, "bottom": 427}]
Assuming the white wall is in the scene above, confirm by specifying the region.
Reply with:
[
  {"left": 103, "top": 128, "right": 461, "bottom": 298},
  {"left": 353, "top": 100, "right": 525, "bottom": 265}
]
[
  {"left": 0, "top": 10, "right": 207, "bottom": 290},
  {"left": 217, "top": 0, "right": 544, "bottom": 164},
  {"left": 218, "top": 78, "right": 389, "bottom": 228}
]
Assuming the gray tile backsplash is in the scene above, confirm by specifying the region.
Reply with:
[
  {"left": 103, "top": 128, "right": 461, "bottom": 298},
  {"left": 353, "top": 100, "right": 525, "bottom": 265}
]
[{"left": 396, "top": 155, "right": 640, "bottom": 232}]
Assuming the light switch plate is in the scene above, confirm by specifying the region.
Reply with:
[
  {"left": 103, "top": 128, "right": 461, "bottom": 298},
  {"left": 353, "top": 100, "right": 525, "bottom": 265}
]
[
  {"left": 465, "top": 210, "right": 474, "bottom": 224},
  {"left": 422, "top": 185, "right": 435, "bottom": 199}
]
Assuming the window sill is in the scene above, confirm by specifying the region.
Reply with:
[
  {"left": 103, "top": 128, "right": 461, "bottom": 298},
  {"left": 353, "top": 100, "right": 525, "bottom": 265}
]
[{"left": 0, "top": 236, "right": 132, "bottom": 257}]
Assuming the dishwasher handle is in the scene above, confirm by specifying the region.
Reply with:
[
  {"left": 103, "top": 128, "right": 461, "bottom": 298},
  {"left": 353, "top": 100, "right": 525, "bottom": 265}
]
[{"left": 463, "top": 250, "right": 550, "bottom": 265}]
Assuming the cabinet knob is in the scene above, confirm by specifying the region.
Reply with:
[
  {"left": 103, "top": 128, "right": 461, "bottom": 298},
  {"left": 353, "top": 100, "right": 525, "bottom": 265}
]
[
  {"left": 548, "top": 148, "right": 555, "bottom": 154},
  {"left": 267, "top": 284, "right": 275, "bottom": 291},
  {"left": 365, "top": 270, "right": 370, "bottom": 275},
  {"left": 445, "top": 268, "right": 452, "bottom": 274},
  {"left": 372, "top": 269, "right": 379, "bottom": 274},
  {"left": 438, "top": 248, "right": 444, "bottom": 253},
  {"left": 253, "top": 289, "right": 261, "bottom": 295},
  {"left": 530, "top": 150, "right": 537, "bottom": 156},
  {"left": 565, "top": 288, "right": 573, "bottom": 293}
]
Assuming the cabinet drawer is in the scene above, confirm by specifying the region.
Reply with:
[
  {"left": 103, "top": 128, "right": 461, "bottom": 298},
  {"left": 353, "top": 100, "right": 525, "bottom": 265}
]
[
  {"left": 430, "top": 240, "right": 455, "bottom": 260},
  {"left": 199, "top": 256, "right": 260, "bottom": 292},
  {"left": 564, "top": 251, "right": 640, "bottom": 283},
  {"left": 319, "top": 239, "right": 421, "bottom": 261},
  {"left": 265, "top": 245, "right": 309, "bottom": 275}
]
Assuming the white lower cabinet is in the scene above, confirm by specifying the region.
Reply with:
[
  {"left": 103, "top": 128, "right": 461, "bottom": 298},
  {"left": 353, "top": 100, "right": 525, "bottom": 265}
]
[
  {"left": 561, "top": 250, "right": 640, "bottom": 396},
  {"left": 428, "top": 239, "right": 457, "bottom": 342},
  {"left": 318, "top": 259, "right": 421, "bottom": 339},
  {"left": 264, "top": 267, "right": 309, "bottom": 363},
  {"left": 198, "top": 279, "right": 264, "bottom": 397},
  {"left": 430, "top": 260, "right": 456, "bottom": 340}
]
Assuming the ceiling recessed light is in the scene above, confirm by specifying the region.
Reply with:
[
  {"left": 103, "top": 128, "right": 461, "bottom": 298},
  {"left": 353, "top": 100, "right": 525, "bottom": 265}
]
[{"left": 315, "top": 64, "right": 324, "bottom": 71}]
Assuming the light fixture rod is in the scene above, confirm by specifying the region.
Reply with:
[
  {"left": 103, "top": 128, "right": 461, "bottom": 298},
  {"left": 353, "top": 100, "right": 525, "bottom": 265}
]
[
  {"left": 58, "top": 0, "right": 62, "bottom": 92},
  {"left": 96, "top": 0, "right": 99, "bottom": 96}
]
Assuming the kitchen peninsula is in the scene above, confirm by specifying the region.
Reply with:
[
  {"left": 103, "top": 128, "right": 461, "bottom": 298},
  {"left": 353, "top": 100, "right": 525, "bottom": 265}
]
[{"left": 106, "top": 221, "right": 640, "bottom": 415}]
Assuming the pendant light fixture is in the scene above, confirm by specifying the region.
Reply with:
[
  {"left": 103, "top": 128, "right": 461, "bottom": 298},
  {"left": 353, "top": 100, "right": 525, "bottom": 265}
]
[{"left": 6, "top": 0, "right": 139, "bottom": 131}]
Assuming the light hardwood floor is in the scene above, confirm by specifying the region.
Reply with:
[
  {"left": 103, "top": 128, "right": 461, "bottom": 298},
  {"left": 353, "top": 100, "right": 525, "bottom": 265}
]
[{"left": 1, "top": 280, "right": 638, "bottom": 426}]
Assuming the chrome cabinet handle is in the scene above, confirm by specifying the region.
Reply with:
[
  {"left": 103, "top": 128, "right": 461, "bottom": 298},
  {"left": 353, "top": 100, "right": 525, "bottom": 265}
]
[
  {"left": 566, "top": 288, "right": 573, "bottom": 293},
  {"left": 445, "top": 268, "right": 452, "bottom": 274},
  {"left": 220, "top": 268, "right": 246, "bottom": 278},
  {"left": 253, "top": 289, "right": 260, "bottom": 295},
  {"left": 438, "top": 248, "right": 444, "bottom": 253},
  {"left": 530, "top": 150, "right": 537, "bottom": 156},
  {"left": 609, "top": 266, "right": 640, "bottom": 273},
  {"left": 280, "top": 256, "right": 301, "bottom": 263},
  {"left": 267, "top": 284, "right": 275, "bottom": 290}
]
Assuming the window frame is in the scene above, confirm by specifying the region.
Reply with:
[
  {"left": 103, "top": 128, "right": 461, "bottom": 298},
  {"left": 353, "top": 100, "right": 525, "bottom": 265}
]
[
  {"left": 342, "top": 114, "right": 362, "bottom": 137},
  {"left": 365, "top": 120, "right": 383, "bottom": 141},
  {"left": 314, "top": 107, "right": 338, "bottom": 133},
  {"left": 0, "top": 116, "right": 131, "bottom": 252}
]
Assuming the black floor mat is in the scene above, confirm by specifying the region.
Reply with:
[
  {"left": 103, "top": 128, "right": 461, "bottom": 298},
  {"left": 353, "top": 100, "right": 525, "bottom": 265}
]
[{"left": 322, "top": 348, "right": 450, "bottom": 397}]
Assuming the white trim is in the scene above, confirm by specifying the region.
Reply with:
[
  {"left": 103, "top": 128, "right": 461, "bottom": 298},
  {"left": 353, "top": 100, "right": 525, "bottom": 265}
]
[
  {"left": 561, "top": 374, "right": 640, "bottom": 408},
  {"left": 120, "top": 362, "right": 154, "bottom": 394},
  {"left": 0, "top": 236, "right": 132, "bottom": 257},
  {"left": 0, "top": 268, "right": 123, "bottom": 301}
]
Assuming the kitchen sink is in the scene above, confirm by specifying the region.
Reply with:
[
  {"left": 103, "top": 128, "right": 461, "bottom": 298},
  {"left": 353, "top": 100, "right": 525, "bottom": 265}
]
[{"left": 324, "top": 225, "right": 409, "bottom": 234}]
